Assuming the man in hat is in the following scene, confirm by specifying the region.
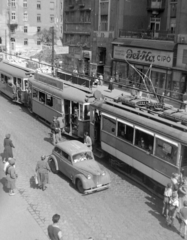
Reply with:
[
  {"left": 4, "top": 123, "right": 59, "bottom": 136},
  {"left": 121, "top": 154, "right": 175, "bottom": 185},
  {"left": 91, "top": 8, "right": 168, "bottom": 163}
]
[
  {"left": 51, "top": 116, "right": 61, "bottom": 145},
  {"left": 179, "top": 201, "right": 187, "bottom": 238}
]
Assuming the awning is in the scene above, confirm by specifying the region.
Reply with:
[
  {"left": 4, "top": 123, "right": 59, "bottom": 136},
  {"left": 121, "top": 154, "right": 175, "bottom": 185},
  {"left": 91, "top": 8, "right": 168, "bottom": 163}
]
[{"left": 112, "top": 38, "right": 176, "bottom": 51}]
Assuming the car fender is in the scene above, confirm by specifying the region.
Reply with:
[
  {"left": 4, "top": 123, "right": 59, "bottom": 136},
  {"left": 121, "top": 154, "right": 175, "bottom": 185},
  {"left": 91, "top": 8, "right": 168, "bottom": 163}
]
[
  {"left": 49, "top": 154, "right": 59, "bottom": 171},
  {"left": 74, "top": 174, "right": 90, "bottom": 189}
]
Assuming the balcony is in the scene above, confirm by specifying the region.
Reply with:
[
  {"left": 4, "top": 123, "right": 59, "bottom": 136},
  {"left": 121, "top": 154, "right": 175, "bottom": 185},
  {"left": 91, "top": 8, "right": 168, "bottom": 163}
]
[
  {"left": 119, "top": 29, "right": 175, "bottom": 41},
  {"left": 147, "top": 0, "right": 165, "bottom": 13}
]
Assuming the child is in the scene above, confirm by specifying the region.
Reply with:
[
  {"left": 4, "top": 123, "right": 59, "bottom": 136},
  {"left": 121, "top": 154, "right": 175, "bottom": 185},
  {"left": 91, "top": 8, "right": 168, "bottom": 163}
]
[
  {"left": 166, "top": 191, "right": 179, "bottom": 226},
  {"left": 162, "top": 183, "right": 172, "bottom": 217}
]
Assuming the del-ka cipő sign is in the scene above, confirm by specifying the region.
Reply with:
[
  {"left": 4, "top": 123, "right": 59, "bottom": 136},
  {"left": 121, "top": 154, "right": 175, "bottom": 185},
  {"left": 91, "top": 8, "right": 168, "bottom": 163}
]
[{"left": 113, "top": 46, "right": 173, "bottom": 68}]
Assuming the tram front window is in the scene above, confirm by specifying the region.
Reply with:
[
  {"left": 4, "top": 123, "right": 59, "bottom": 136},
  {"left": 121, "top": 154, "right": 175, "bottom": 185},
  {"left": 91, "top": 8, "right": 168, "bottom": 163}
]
[
  {"left": 135, "top": 129, "right": 154, "bottom": 152},
  {"left": 155, "top": 137, "right": 178, "bottom": 166}
]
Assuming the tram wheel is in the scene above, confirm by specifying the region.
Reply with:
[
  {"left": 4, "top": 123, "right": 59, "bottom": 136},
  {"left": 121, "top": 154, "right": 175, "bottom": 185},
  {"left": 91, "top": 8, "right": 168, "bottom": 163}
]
[
  {"left": 48, "top": 158, "right": 58, "bottom": 174},
  {"left": 76, "top": 179, "right": 84, "bottom": 194}
]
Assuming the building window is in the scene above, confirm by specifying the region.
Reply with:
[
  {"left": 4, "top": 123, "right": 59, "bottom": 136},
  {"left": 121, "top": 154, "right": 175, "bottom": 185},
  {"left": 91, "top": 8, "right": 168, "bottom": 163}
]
[
  {"left": 150, "top": 17, "right": 160, "bottom": 33},
  {"left": 24, "top": 26, "right": 28, "bottom": 33},
  {"left": 50, "top": 15, "right": 54, "bottom": 23},
  {"left": 23, "top": 12, "right": 28, "bottom": 21},
  {"left": 170, "top": 3, "right": 177, "bottom": 18},
  {"left": 23, "top": 0, "right": 27, "bottom": 8},
  {"left": 50, "top": 2, "right": 54, "bottom": 10},
  {"left": 11, "top": 0, "right": 16, "bottom": 7},
  {"left": 37, "top": 14, "right": 41, "bottom": 22},
  {"left": 24, "top": 38, "right": 28, "bottom": 45},
  {"left": 99, "top": 0, "right": 109, "bottom": 31},
  {"left": 37, "top": 1, "right": 41, "bottom": 9},
  {"left": 37, "top": 39, "right": 41, "bottom": 45},
  {"left": 11, "top": 12, "right": 16, "bottom": 20},
  {"left": 37, "top": 26, "right": 41, "bottom": 32}
]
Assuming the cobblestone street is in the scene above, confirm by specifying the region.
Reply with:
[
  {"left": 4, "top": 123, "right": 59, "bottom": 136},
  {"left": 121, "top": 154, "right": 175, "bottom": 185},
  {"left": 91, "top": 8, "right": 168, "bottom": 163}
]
[{"left": 0, "top": 94, "right": 183, "bottom": 240}]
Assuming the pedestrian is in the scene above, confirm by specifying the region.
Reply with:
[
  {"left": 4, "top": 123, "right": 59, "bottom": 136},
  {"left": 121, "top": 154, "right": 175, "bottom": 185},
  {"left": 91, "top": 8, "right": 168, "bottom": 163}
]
[
  {"left": 98, "top": 74, "right": 103, "bottom": 86},
  {"left": 3, "top": 134, "right": 15, "bottom": 163},
  {"left": 166, "top": 191, "right": 179, "bottom": 226},
  {"left": 179, "top": 201, "right": 187, "bottom": 239},
  {"left": 171, "top": 173, "right": 180, "bottom": 193},
  {"left": 179, "top": 178, "right": 187, "bottom": 210},
  {"left": 4, "top": 157, "right": 16, "bottom": 174},
  {"left": 108, "top": 77, "right": 114, "bottom": 92},
  {"left": 48, "top": 214, "right": 63, "bottom": 240},
  {"left": 84, "top": 132, "right": 92, "bottom": 151},
  {"left": 51, "top": 116, "right": 61, "bottom": 145},
  {"left": 162, "top": 182, "right": 172, "bottom": 218},
  {"left": 6, "top": 158, "right": 18, "bottom": 196},
  {"left": 35, "top": 155, "right": 50, "bottom": 191}
]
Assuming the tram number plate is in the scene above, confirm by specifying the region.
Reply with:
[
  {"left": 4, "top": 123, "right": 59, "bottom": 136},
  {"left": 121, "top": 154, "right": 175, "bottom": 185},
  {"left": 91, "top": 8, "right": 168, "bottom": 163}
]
[{"left": 97, "top": 184, "right": 102, "bottom": 188}]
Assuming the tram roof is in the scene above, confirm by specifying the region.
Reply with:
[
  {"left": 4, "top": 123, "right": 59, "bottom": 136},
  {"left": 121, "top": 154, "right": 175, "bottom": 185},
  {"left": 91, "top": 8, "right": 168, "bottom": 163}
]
[
  {"left": 0, "top": 61, "right": 33, "bottom": 78},
  {"left": 92, "top": 100, "right": 187, "bottom": 144},
  {"left": 29, "top": 78, "right": 93, "bottom": 103}
]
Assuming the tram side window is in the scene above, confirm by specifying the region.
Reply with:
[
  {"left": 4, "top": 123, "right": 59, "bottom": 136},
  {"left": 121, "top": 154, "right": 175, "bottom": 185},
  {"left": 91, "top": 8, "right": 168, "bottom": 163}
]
[
  {"left": 53, "top": 97, "right": 61, "bottom": 112},
  {"left": 135, "top": 129, "right": 154, "bottom": 152},
  {"left": 46, "top": 94, "right": 53, "bottom": 107},
  {"left": 39, "top": 92, "right": 45, "bottom": 103},
  {"left": 84, "top": 104, "right": 90, "bottom": 120},
  {"left": 1, "top": 74, "right": 5, "bottom": 83},
  {"left": 33, "top": 89, "right": 38, "bottom": 99},
  {"left": 181, "top": 145, "right": 187, "bottom": 167},
  {"left": 102, "top": 116, "right": 116, "bottom": 136},
  {"left": 117, "top": 121, "right": 134, "bottom": 144},
  {"left": 155, "top": 137, "right": 178, "bottom": 165}
]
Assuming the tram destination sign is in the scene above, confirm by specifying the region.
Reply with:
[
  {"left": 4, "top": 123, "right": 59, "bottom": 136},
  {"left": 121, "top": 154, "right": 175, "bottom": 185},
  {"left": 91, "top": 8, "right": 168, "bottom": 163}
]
[
  {"left": 35, "top": 73, "right": 63, "bottom": 90},
  {"left": 113, "top": 46, "right": 173, "bottom": 68}
]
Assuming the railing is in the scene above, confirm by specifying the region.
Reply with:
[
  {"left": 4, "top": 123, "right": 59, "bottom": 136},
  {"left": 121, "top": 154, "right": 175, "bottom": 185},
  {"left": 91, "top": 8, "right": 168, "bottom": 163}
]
[{"left": 119, "top": 30, "right": 175, "bottom": 41}]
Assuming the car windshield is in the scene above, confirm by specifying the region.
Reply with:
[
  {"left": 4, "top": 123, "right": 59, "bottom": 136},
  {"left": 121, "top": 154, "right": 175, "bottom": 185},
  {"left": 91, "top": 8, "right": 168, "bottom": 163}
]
[{"left": 73, "top": 151, "right": 93, "bottom": 163}]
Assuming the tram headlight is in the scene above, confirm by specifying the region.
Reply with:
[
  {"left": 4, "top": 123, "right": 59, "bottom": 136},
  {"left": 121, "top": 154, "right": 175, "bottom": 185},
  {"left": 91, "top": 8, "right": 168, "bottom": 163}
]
[
  {"left": 87, "top": 174, "right": 92, "bottom": 179},
  {"left": 101, "top": 171, "right": 106, "bottom": 176}
]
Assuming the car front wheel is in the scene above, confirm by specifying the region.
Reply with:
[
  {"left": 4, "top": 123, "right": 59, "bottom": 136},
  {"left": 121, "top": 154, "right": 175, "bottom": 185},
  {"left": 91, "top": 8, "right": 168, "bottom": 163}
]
[
  {"left": 48, "top": 157, "right": 58, "bottom": 174},
  {"left": 76, "top": 179, "right": 85, "bottom": 194}
]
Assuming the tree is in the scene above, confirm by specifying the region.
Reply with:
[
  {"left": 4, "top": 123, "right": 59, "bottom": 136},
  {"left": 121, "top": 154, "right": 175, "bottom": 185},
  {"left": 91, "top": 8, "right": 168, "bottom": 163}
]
[{"left": 37, "top": 27, "right": 58, "bottom": 45}]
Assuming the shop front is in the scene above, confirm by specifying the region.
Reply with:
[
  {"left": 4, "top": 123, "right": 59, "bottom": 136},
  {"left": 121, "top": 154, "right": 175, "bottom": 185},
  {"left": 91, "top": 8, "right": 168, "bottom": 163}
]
[{"left": 112, "top": 39, "right": 175, "bottom": 97}]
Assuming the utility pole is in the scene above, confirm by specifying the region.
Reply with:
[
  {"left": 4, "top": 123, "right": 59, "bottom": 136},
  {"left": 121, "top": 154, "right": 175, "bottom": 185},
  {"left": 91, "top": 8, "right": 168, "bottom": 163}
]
[
  {"left": 5, "top": 30, "right": 7, "bottom": 59},
  {"left": 51, "top": 26, "right": 54, "bottom": 76}
]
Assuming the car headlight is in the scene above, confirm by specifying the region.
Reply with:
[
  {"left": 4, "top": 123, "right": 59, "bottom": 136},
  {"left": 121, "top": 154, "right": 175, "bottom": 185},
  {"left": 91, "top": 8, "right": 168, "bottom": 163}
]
[
  {"left": 101, "top": 171, "right": 106, "bottom": 176},
  {"left": 87, "top": 174, "right": 92, "bottom": 179}
]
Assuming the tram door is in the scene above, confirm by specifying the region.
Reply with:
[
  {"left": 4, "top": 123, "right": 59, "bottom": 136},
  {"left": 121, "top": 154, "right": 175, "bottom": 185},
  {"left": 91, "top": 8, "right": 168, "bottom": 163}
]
[
  {"left": 64, "top": 99, "right": 71, "bottom": 134},
  {"left": 90, "top": 107, "right": 101, "bottom": 147},
  {"left": 64, "top": 100, "right": 79, "bottom": 136}
]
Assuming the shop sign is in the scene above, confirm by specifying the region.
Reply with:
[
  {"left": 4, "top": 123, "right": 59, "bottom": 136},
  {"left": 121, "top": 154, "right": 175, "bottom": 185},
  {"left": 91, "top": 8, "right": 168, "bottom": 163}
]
[{"left": 113, "top": 46, "right": 173, "bottom": 68}]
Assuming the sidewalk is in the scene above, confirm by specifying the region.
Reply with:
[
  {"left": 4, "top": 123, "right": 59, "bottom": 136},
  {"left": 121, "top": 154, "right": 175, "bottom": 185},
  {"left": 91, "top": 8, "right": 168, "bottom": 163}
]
[{"left": 0, "top": 161, "right": 47, "bottom": 240}]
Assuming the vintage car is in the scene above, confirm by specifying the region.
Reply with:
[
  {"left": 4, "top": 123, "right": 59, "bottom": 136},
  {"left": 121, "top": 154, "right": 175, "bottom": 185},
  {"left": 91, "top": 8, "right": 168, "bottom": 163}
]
[{"left": 48, "top": 140, "right": 111, "bottom": 194}]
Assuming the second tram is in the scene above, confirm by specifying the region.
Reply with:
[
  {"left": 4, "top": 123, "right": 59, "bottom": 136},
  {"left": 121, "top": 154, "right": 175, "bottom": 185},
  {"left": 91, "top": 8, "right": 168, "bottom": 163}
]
[{"left": 90, "top": 99, "right": 187, "bottom": 189}]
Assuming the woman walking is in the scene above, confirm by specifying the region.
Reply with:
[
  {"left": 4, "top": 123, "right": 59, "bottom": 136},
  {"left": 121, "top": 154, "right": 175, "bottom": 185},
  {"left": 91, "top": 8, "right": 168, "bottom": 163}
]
[
  {"left": 35, "top": 155, "right": 50, "bottom": 191},
  {"left": 6, "top": 158, "right": 17, "bottom": 196},
  {"left": 3, "top": 134, "right": 15, "bottom": 163},
  {"left": 108, "top": 77, "right": 114, "bottom": 92}
]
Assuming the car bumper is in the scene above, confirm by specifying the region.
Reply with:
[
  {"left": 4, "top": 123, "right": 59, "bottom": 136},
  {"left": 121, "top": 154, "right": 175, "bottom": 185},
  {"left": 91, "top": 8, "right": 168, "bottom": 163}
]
[{"left": 84, "top": 183, "right": 110, "bottom": 194}]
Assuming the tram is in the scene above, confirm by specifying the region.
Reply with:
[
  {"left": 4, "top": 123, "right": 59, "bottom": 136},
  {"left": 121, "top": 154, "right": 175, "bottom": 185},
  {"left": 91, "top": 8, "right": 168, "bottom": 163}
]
[
  {"left": 0, "top": 61, "right": 34, "bottom": 104},
  {"left": 29, "top": 72, "right": 94, "bottom": 138},
  {"left": 90, "top": 98, "right": 187, "bottom": 190}
]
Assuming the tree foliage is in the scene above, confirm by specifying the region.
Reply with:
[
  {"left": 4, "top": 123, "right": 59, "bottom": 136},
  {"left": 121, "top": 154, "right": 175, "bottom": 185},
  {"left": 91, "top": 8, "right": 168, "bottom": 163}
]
[{"left": 37, "top": 27, "right": 58, "bottom": 44}]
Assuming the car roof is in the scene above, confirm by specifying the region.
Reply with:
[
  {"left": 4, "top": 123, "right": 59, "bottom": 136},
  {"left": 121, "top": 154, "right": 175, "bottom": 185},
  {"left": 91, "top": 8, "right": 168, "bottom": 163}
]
[{"left": 55, "top": 140, "right": 90, "bottom": 156}]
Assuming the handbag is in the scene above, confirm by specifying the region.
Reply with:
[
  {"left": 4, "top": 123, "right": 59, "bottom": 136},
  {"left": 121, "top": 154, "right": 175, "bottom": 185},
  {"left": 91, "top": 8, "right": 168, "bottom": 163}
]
[{"left": 34, "top": 174, "right": 38, "bottom": 185}]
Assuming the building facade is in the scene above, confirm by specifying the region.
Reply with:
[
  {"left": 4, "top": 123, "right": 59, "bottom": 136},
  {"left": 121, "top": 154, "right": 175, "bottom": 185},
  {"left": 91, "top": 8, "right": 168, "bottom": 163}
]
[
  {"left": 0, "top": 0, "right": 62, "bottom": 57},
  {"left": 111, "top": 0, "right": 187, "bottom": 99},
  {"left": 62, "top": 0, "right": 92, "bottom": 74}
]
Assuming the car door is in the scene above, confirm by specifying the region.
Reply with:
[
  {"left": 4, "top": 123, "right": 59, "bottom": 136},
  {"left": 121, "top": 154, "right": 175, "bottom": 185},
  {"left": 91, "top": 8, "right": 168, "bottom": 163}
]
[{"left": 59, "top": 151, "right": 74, "bottom": 179}]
